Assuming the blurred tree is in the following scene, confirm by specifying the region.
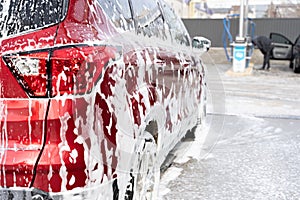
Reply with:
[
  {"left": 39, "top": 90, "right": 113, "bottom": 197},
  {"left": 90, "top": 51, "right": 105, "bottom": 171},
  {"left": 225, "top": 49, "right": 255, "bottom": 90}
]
[{"left": 266, "top": 0, "right": 300, "bottom": 17}]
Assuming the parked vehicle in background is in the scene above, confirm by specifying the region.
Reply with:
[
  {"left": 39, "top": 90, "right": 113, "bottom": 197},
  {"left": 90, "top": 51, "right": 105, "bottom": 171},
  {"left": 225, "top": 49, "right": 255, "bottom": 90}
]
[
  {"left": 270, "top": 32, "right": 300, "bottom": 73},
  {"left": 192, "top": 36, "right": 211, "bottom": 51},
  {"left": 292, "top": 35, "right": 300, "bottom": 73},
  {"left": 0, "top": 0, "right": 206, "bottom": 199}
]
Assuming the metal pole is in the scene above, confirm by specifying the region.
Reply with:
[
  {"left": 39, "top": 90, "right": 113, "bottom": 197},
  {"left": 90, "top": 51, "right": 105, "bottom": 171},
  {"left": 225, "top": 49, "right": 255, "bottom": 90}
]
[
  {"left": 239, "top": 0, "right": 244, "bottom": 38},
  {"left": 244, "top": 0, "right": 248, "bottom": 37}
]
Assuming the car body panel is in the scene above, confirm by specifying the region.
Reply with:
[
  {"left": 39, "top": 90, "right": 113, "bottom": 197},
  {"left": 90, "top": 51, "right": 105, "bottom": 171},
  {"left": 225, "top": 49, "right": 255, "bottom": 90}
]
[
  {"left": 0, "top": 0, "right": 206, "bottom": 199},
  {"left": 0, "top": 26, "right": 60, "bottom": 98},
  {"left": 270, "top": 32, "right": 293, "bottom": 60}
]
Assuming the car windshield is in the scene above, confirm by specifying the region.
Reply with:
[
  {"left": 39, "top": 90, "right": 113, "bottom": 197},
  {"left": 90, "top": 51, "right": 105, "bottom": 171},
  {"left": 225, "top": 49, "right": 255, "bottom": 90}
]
[{"left": 0, "top": 0, "right": 67, "bottom": 38}]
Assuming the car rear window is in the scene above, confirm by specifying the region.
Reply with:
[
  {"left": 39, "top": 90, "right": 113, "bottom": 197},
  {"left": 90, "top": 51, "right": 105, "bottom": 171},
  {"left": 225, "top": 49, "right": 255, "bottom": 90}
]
[{"left": 0, "top": 0, "right": 67, "bottom": 38}]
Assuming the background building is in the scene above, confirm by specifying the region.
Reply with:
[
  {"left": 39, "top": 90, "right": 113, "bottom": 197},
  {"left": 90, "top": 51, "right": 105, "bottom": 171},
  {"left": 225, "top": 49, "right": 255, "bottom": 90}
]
[{"left": 164, "top": 0, "right": 300, "bottom": 18}]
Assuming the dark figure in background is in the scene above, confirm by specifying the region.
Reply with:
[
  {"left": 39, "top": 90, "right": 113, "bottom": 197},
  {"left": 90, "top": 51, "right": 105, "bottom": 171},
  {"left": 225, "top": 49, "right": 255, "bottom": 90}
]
[{"left": 252, "top": 36, "right": 274, "bottom": 70}]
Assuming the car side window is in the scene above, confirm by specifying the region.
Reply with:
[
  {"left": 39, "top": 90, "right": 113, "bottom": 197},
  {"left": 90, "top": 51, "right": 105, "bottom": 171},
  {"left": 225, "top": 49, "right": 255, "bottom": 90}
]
[
  {"left": 130, "top": 0, "right": 166, "bottom": 40},
  {"left": 271, "top": 33, "right": 292, "bottom": 45},
  {"left": 160, "top": 2, "right": 190, "bottom": 46},
  {"left": 98, "top": 0, "right": 133, "bottom": 30}
]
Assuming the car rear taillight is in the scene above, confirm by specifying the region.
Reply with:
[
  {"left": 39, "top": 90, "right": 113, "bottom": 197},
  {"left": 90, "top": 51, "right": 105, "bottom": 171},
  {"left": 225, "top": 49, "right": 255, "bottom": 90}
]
[
  {"left": 3, "top": 45, "right": 121, "bottom": 97},
  {"left": 3, "top": 51, "right": 49, "bottom": 97}
]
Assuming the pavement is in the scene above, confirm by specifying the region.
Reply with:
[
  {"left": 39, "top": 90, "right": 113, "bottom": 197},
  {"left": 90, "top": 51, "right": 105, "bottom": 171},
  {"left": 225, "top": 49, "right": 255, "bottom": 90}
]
[{"left": 160, "top": 48, "right": 300, "bottom": 200}]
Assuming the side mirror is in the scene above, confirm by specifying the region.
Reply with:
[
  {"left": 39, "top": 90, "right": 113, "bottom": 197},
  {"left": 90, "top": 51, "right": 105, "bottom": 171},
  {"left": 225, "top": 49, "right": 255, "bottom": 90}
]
[{"left": 192, "top": 36, "right": 211, "bottom": 52}]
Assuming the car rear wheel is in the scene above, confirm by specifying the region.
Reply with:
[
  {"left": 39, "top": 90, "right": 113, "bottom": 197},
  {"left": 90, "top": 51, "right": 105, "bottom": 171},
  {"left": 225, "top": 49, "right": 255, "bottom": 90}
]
[
  {"left": 127, "top": 131, "right": 160, "bottom": 200},
  {"left": 293, "top": 57, "right": 300, "bottom": 73}
]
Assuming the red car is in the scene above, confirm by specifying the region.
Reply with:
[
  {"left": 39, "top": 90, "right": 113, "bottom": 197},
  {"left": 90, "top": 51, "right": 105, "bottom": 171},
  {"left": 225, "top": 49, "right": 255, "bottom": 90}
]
[{"left": 0, "top": 0, "right": 206, "bottom": 199}]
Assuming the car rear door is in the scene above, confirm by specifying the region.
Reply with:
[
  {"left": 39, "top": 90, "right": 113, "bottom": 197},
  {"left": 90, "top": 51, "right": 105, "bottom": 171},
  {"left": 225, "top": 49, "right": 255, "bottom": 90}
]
[{"left": 270, "top": 32, "right": 293, "bottom": 60}]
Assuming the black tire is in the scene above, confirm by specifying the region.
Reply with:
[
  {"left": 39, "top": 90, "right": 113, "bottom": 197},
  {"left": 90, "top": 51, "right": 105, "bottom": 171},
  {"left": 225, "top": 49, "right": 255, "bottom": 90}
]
[
  {"left": 289, "top": 60, "right": 294, "bottom": 69},
  {"left": 293, "top": 57, "right": 300, "bottom": 73}
]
